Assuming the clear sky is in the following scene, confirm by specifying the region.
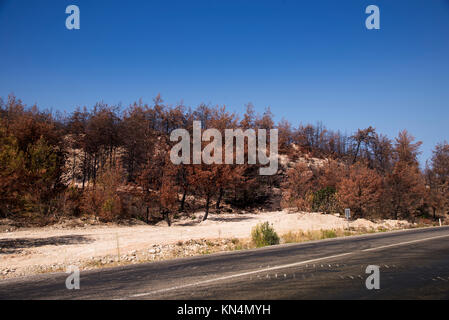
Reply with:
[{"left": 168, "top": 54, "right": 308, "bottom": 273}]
[{"left": 1, "top": 0, "right": 449, "bottom": 163}]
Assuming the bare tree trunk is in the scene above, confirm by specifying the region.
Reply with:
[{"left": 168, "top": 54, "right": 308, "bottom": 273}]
[
  {"left": 164, "top": 211, "right": 171, "bottom": 226},
  {"left": 352, "top": 142, "right": 361, "bottom": 164},
  {"left": 393, "top": 208, "right": 398, "bottom": 220},
  {"left": 93, "top": 155, "right": 98, "bottom": 186},
  {"left": 216, "top": 188, "right": 224, "bottom": 210},
  {"left": 203, "top": 194, "right": 210, "bottom": 221},
  {"left": 82, "top": 151, "right": 87, "bottom": 189},
  {"left": 146, "top": 206, "right": 150, "bottom": 224},
  {"left": 72, "top": 151, "right": 76, "bottom": 183},
  {"left": 179, "top": 188, "right": 187, "bottom": 212}
]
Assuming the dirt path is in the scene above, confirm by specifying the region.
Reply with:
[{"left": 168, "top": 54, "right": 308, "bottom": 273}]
[{"left": 0, "top": 211, "right": 411, "bottom": 278}]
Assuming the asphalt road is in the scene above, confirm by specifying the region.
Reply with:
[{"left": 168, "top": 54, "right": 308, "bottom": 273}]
[{"left": 1, "top": 226, "right": 449, "bottom": 300}]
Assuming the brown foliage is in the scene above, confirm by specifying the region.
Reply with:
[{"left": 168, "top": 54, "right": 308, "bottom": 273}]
[
  {"left": 385, "top": 162, "right": 425, "bottom": 219},
  {"left": 282, "top": 160, "right": 344, "bottom": 212},
  {"left": 0, "top": 94, "right": 441, "bottom": 225},
  {"left": 82, "top": 164, "right": 124, "bottom": 222},
  {"left": 337, "top": 164, "right": 384, "bottom": 218},
  {"left": 383, "top": 131, "right": 426, "bottom": 219},
  {"left": 425, "top": 142, "right": 449, "bottom": 218}
]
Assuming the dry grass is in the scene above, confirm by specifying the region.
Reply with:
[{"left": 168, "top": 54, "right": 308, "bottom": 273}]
[{"left": 280, "top": 228, "right": 372, "bottom": 244}]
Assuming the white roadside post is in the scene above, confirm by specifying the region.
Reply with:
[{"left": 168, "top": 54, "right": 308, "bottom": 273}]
[
  {"left": 116, "top": 233, "right": 120, "bottom": 262},
  {"left": 345, "top": 208, "right": 351, "bottom": 231}
]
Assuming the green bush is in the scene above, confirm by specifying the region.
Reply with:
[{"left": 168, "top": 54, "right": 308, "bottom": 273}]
[
  {"left": 251, "top": 222, "right": 280, "bottom": 247},
  {"left": 321, "top": 229, "right": 337, "bottom": 239},
  {"left": 311, "top": 186, "right": 338, "bottom": 213}
]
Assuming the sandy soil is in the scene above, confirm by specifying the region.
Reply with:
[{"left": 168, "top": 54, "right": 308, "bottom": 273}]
[{"left": 0, "top": 211, "right": 411, "bottom": 278}]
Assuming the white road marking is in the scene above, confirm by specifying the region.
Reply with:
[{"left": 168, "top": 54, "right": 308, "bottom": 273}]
[
  {"left": 362, "top": 233, "right": 449, "bottom": 252},
  {"left": 127, "top": 252, "right": 352, "bottom": 298},
  {"left": 126, "top": 231, "right": 449, "bottom": 299}
]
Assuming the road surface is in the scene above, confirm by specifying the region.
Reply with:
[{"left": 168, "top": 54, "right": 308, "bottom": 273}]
[{"left": 1, "top": 226, "right": 449, "bottom": 299}]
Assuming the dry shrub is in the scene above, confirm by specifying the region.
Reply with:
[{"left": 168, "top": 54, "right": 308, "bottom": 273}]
[
  {"left": 282, "top": 160, "right": 344, "bottom": 213},
  {"left": 337, "top": 164, "right": 384, "bottom": 218},
  {"left": 82, "top": 164, "right": 124, "bottom": 222},
  {"left": 281, "top": 229, "right": 347, "bottom": 244}
]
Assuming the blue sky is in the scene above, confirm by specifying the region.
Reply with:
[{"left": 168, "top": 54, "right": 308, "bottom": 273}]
[{"left": 1, "top": 0, "right": 449, "bottom": 163}]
